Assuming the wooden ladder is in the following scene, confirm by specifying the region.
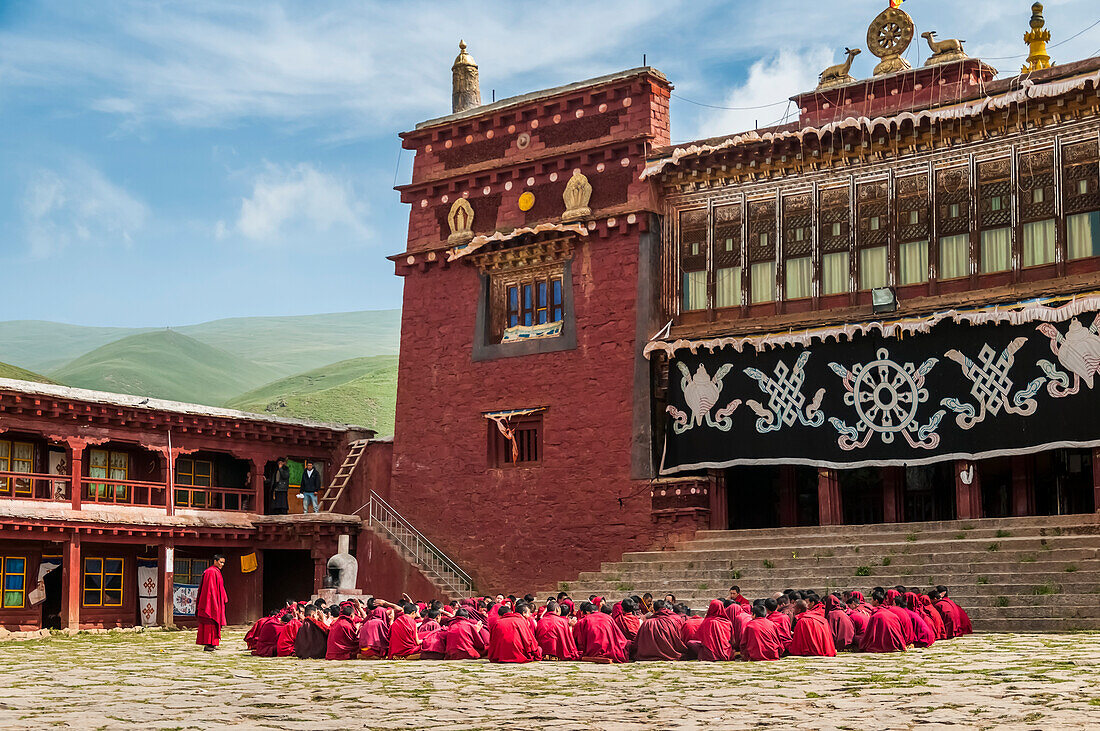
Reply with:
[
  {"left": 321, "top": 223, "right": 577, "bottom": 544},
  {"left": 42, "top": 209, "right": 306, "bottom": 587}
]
[{"left": 318, "top": 439, "right": 368, "bottom": 512}]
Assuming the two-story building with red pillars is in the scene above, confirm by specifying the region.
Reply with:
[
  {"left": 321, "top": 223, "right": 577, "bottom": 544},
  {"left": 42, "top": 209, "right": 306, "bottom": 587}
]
[{"left": 0, "top": 377, "right": 381, "bottom": 631}]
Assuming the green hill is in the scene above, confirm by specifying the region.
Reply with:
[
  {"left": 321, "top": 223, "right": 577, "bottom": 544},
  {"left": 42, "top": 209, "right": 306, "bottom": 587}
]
[
  {"left": 49, "top": 330, "right": 279, "bottom": 407},
  {"left": 0, "top": 321, "right": 152, "bottom": 373},
  {"left": 0, "top": 361, "right": 59, "bottom": 385},
  {"left": 225, "top": 355, "right": 399, "bottom": 433}
]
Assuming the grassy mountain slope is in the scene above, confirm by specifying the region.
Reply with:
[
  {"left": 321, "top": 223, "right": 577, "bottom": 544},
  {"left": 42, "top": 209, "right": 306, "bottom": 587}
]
[
  {"left": 0, "top": 321, "right": 151, "bottom": 372},
  {"left": 49, "top": 330, "right": 279, "bottom": 407},
  {"left": 0, "top": 361, "right": 59, "bottom": 384},
  {"left": 225, "top": 355, "right": 398, "bottom": 433},
  {"left": 176, "top": 310, "right": 401, "bottom": 378}
]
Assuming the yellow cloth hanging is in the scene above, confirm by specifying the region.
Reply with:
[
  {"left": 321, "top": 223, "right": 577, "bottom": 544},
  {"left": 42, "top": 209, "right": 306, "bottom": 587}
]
[{"left": 240, "top": 552, "right": 258, "bottom": 574}]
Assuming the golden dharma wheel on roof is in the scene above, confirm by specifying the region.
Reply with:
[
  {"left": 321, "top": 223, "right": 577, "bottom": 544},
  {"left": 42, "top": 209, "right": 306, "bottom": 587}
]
[{"left": 867, "top": 6, "right": 915, "bottom": 76}]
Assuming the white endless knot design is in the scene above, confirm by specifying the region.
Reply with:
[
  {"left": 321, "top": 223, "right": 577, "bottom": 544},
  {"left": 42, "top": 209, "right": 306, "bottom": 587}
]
[
  {"left": 744, "top": 352, "right": 825, "bottom": 433},
  {"left": 941, "top": 337, "right": 1043, "bottom": 428}
]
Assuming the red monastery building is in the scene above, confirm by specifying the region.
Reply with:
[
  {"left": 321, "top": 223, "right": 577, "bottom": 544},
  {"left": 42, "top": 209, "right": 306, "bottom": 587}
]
[{"left": 386, "top": 4, "right": 1100, "bottom": 597}]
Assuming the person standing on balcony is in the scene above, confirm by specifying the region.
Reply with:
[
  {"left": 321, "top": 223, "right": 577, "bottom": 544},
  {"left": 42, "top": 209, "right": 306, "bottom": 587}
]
[
  {"left": 195, "top": 554, "right": 228, "bottom": 652},
  {"left": 267, "top": 457, "right": 289, "bottom": 515},
  {"left": 300, "top": 459, "right": 321, "bottom": 513}
]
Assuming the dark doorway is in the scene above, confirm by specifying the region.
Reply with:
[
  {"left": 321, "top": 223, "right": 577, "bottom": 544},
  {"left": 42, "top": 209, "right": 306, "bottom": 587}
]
[
  {"left": 41, "top": 558, "right": 63, "bottom": 630},
  {"left": 903, "top": 462, "right": 956, "bottom": 522},
  {"left": 980, "top": 457, "right": 1012, "bottom": 518},
  {"left": 793, "top": 467, "right": 819, "bottom": 526},
  {"left": 1035, "top": 449, "right": 1095, "bottom": 515},
  {"left": 262, "top": 549, "right": 314, "bottom": 615},
  {"left": 838, "top": 467, "right": 884, "bottom": 524},
  {"left": 725, "top": 466, "right": 781, "bottom": 529}
]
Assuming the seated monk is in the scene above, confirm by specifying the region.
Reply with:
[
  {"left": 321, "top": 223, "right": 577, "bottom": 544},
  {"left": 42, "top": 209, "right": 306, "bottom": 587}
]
[
  {"left": 294, "top": 606, "right": 329, "bottom": 659},
  {"left": 824, "top": 593, "right": 856, "bottom": 650},
  {"left": 536, "top": 601, "right": 580, "bottom": 660},
  {"left": 777, "top": 594, "right": 796, "bottom": 625},
  {"left": 634, "top": 600, "right": 688, "bottom": 661},
  {"left": 695, "top": 599, "right": 734, "bottom": 662},
  {"left": 764, "top": 597, "right": 793, "bottom": 650},
  {"left": 324, "top": 604, "right": 359, "bottom": 660},
  {"left": 252, "top": 613, "right": 281, "bottom": 657},
  {"left": 388, "top": 603, "right": 422, "bottom": 659},
  {"left": 488, "top": 602, "right": 542, "bottom": 663},
  {"left": 444, "top": 608, "right": 488, "bottom": 660},
  {"left": 845, "top": 594, "right": 870, "bottom": 647},
  {"left": 728, "top": 586, "right": 752, "bottom": 612},
  {"left": 861, "top": 589, "right": 907, "bottom": 653},
  {"left": 741, "top": 604, "right": 784, "bottom": 661},
  {"left": 276, "top": 609, "right": 303, "bottom": 657},
  {"left": 936, "top": 585, "right": 973, "bottom": 635},
  {"left": 681, "top": 608, "right": 704, "bottom": 644},
  {"left": 419, "top": 608, "right": 443, "bottom": 635},
  {"left": 915, "top": 593, "right": 946, "bottom": 640},
  {"left": 243, "top": 615, "right": 268, "bottom": 652},
  {"left": 788, "top": 599, "right": 837, "bottom": 657},
  {"left": 573, "top": 602, "right": 629, "bottom": 663},
  {"left": 419, "top": 627, "right": 446, "bottom": 660},
  {"left": 900, "top": 592, "right": 937, "bottom": 647},
  {"left": 612, "top": 598, "right": 642, "bottom": 643},
  {"left": 358, "top": 606, "right": 391, "bottom": 659}
]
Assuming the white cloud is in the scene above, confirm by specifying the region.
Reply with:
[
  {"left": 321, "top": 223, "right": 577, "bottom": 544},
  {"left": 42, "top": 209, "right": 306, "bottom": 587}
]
[
  {"left": 693, "top": 47, "right": 837, "bottom": 140},
  {"left": 23, "top": 162, "right": 148, "bottom": 258},
  {"left": 232, "top": 163, "right": 367, "bottom": 245}
]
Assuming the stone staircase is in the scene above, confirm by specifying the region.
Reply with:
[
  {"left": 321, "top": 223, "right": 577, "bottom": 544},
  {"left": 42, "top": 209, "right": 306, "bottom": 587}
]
[{"left": 562, "top": 513, "right": 1100, "bottom": 632}]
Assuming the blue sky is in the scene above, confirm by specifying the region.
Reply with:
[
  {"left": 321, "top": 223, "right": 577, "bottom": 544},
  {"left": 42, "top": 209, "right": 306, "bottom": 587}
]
[{"left": 1, "top": 0, "right": 1098, "bottom": 327}]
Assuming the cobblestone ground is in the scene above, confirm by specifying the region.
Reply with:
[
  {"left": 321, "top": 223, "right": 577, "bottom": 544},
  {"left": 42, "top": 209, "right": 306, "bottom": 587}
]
[{"left": 2, "top": 628, "right": 1098, "bottom": 730}]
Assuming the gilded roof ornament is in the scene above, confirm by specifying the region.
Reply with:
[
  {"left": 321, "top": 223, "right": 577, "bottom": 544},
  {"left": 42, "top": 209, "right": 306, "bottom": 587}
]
[
  {"left": 817, "top": 48, "right": 861, "bottom": 90},
  {"left": 921, "top": 31, "right": 968, "bottom": 66},
  {"left": 452, "top": 40, "right": 481, "bottom": 113},
  {"left": 867, "top": 6, "right": 914, "bottom": 76},
  {"left": 1022, "top": 3, "right": 1053, "bottom": 73}
]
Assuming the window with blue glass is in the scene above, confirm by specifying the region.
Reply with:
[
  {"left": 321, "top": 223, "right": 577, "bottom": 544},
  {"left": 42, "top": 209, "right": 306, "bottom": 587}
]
[
  {"left": 505, "top": 275, "right": 563, "bottom": 329},
  {"left": 2, "top": 557, "right": 25, "bottom": 608}
]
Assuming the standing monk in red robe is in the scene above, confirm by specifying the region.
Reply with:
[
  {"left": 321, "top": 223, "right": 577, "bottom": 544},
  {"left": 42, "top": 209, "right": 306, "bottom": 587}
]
[
  {"left": 196, "top": 554, "right": 228, "bottom": 651},
  {"left": 788, "top": 600, "right": 837, "bottom": 657},
  {"left": 741, "top": 605, "right": 785, "bottom": 661},
  {"left": 535, "top": 601, "right": 580, "bottom": 660},
  {"left": 488, "top": 602, "right": 542, "bottom": 663},
  {"left": 634, "top": 600, "right": 688, "bottom": 661}
]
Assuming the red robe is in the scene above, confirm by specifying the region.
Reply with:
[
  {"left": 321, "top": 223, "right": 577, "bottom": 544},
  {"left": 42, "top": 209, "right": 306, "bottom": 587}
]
[
  {"left": 276, "top": 619, "right": 302, "bottom": 657},
  {"left": 252, "top": 617, "right": 280, "bottom": 657},
  {"left": 535, "top": 613, "right": 580, "bottom": 660},
  {"left": 388, "top": 614, "right": 421, "bottom": 658},
  {"left": 765, "top": 610, "right": 793, "bottom": 650},
  {"left": 634, "top": 609, "right": 688, "bottom": 661},
  {"left": 788, "top": 610, "right": 837, "bottom": 657},
  {"left": 488, "top": 612, "right": 542, "bottom": 663},
  {"left": 244, "top": 617, "right": 266, "bottom": 651},
  {"left": 943, "top": 597, "right": 973, "bottom": 635},
  {"left": 732, "top": 594, "right": 752, "bottom": 612},
  {"left": 420, "top": 629, "right": 446, "bottom": 659},
  {"left": 825, "top": 596, "right": 856, "bottom": 650},
  {"left": 419, "top": 618, "right": 442, "bottom": 635},
  {"left": 574, "top": 611, "right": 630, "bottom": 663},
  {"left": 847, "top": 607, "right": 869, "bottom": 647},
  {"left": 681, "top": 615, "right": 704, "bottom": 644},
  {"left": 195, "top": 565, "right": 227, "bottom": 647},
  {"left": 294, "top": 617, "right": 328, "bottom": 659},
  {"left": 614, "top": 612, "right": 641, "bottom": 642},
  {"left": 883, "top": 592, "right": 916, "bottom": 646},
  {"left": 861, "top": 606, "right": 907, "bottom": 653},
  {"left": 444, "top": 617, "right": 488, "bottom": 660},
  {"left": 358, "top": 611, "right": 391, "bottom": 657},
  {"left": 725, "top": 604, "right": 750, "bottom": 653},
  {"left": 902, "top": 608, "right": 937, "bottom": 648},
  {"left": 742, "top": 617, "right": 784, "bottom": 661},
  {"left": 696, "top": 600, "right": 734, "bottom": 662},
  {"left": 325, "top": 615, "right": 359, "bottom": 660},
  {"left": 917, "top": 595, "right": 946, "bottom": 640}
]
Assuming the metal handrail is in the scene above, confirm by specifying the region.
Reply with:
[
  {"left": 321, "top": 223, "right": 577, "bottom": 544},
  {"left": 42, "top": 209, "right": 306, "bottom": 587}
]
[{"left": 367, "top": 490, "right": 474, "bottom": 594}]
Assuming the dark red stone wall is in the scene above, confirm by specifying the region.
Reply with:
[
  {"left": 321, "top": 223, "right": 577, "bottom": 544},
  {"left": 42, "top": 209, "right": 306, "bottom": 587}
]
[{"left": 355, "top": 530, "right": 443, "bottom": 602}]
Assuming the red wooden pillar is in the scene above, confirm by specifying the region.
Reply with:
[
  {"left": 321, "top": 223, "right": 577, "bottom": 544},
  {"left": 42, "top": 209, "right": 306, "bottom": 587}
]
[
  {"left": 882, "top": 467, "right": 903, "bottom": 523},
  {"left": 708, "top": 472, "right": 728, "bottom": 530},
  {"left": 67, "top": 440, "right": 85, "bottom": 511},
  {"left": 1011, "top": 455, "right": 1035, "bottom": 517},
  {"left": 817, "top": 468, "right": 843, "bottom": 525},
  {"left": 250, "top": 459, "right": 266, "bottom": 515},
  {"left": 1092, "top": 448, "right": 1100, "bottom": 513},
  {"left": 311, "top": 546, "right": 328, "bottom": 594},
  {"left": 778, "top": 466, "right": 797, "bottom": 527},
  {"left": 955, "top": 460, "right": 982, "bottom": 520},
  {"left": 159, "top": 542, "right": 175, "bottom": 628},
  {"left": 62, "top": 534, "right": 81, "bottom": 630}
]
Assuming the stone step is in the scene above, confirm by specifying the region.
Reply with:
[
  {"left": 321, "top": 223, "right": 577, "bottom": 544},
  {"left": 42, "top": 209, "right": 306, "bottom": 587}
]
[
  {"left": 690, "top": 513, "right": 1099, "bottom": 542},
  {"left": 581, "top": 562, "right": 1100, "bottom": 581},
  {"left": 682, "top": 524, "right": 1099, "bottom": 550},
  {"left": 619, "top": 535, "right": 1098, "bottom": 563},
  {"left": 569, "top": 576, "right": 1100, "bottom": 596},
  {"left": 969, "top": 617, "right": 1100, "bottom": 631}
]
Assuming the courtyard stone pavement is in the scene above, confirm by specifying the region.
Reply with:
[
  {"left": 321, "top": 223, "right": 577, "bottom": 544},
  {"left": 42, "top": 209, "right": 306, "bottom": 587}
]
[{"left": 0, "top": 628, "right": 1098, "bottom": 729}]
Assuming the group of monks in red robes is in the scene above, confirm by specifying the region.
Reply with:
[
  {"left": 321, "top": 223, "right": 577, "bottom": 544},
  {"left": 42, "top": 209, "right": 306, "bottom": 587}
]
[{"left": 240, "top": 584, "right": 972, "bottom": 663}]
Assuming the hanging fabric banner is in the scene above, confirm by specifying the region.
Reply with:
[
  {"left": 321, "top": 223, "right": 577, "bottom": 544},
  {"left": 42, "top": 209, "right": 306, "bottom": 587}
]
[
  {"left": 662, "top": 310, "right": 1100, "bottom": 473},
  {"left": 137, "top": 557, "right": 158, "bottom": 627},
  {"left": 28, "top": 559, "right": 61, "bottom": 606},
  {"left": 173, "top": 583, "right": 199, "bottom": 617}
]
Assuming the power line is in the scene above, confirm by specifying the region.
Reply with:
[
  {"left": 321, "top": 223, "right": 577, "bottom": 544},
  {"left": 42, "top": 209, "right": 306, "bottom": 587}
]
[
  {"left": 671, "top": 93, "right": 789, "bottom": 111},
  {"left": 980, "top": 17, "right": 1100, "bottom": 60}
]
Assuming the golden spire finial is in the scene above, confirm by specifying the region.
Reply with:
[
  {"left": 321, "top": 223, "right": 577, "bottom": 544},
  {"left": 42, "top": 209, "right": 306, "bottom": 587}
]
[
  {"left": 1022, "top": 2, "right": 1053, "bottom": 73},
  {"left": 452, "top": 40, "right": 481, "bottom": 113}
]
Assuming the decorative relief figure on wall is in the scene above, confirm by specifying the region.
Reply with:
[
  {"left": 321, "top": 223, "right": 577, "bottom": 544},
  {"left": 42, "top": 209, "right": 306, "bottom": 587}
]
[
  {"left": 817, "top": 48, "right": 861, "bottom": 90},
  {"left": 867, "top": 6, "right": 914, "bottom": 76},
  {"left": 561, "top": 170, "right": 592, "bottom": 222},
  {"left": 447, "top": 198, "right": 474, "bottom": 244},
  {"left": 921, "top": 31, "right": 968, "bottom": 66}
]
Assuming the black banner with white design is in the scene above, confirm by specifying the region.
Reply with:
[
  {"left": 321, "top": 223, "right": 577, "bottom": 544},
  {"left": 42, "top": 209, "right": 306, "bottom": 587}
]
[{"left": 662, "top": 312, "right": 1100, "bottom": 472}]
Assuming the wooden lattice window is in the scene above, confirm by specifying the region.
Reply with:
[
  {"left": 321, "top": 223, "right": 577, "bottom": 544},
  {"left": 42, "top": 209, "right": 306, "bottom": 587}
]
[
  {"left": 487, "top": 262, "right": 566, "bottom": 343},
  {"left": 1064, "top": 140, "right": 1100, "bottom": 260},
  {"left": 978, "top": 159, "right": 1011, "bottom": 274},
  {"left": 819, "top": 187, "right": 850, "bottom": 295},
  {"left": 173, "top": 557, "right": 210, "bottom": 586},
  {"left": 783, "top": 194, "right": 812, "bottom": 299},
  {"left": 1019, "top": 149, "right": 1056, "bottom": 267},
  {"left": 488, "top": 414, "right": 542, "bottom": 467},
  {"left": 83, "top": 557, "right": 124, "bottom": 607},
  {"left": 897, "top": 173, "right": 930, "bottom": 285},
  {"left": 679, "top": 209, "right": 707, "bottom": 311},
  {"left": 713, "top": 204, "right": 741, "bottom": 309},
  {"left": 747, "top": 199, "right": 776, "bottom": 303},
  {"left": 88, "top": 449, "right": 129, "bottom": 502},
  {"left": 1, "top": 557, "right": 25, "bottom": 608},
  {"left": 0, "top": 440, "right": 34, "bottom": 497},
  {"left": 857, "top": 180, "right": 888, "bottom": 289},
  {"left": 937, "top": 167, "right": 971, "bottom": 280}
]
